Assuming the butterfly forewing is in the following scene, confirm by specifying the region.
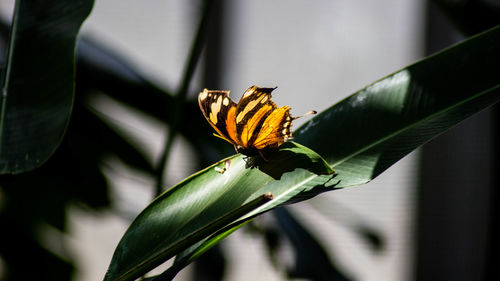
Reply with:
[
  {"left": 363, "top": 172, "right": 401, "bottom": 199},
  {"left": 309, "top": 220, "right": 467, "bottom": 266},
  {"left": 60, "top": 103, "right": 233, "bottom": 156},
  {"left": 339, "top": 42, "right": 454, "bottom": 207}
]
[
  {"left": 198, "top": 89, "right": 239, "bottom": 146},
  {"left": 235, "top": 86, "right": 278, "bottom": 148}
]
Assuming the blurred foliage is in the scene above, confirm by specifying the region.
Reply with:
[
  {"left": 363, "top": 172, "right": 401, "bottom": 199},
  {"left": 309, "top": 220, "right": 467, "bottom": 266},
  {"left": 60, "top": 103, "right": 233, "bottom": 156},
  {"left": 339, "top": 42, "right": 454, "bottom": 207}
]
[
  {"left": 0, "top": 0, "right": 93, "bottom": 174},
  {"left": 0, "top": 0, "right": 233, "bottom": 280},
  {"left": 432, "top": 0, "right": 500, "bottom": 36},
  {"left": 273, "top": 208, "right": 351, "bottom": 281}
]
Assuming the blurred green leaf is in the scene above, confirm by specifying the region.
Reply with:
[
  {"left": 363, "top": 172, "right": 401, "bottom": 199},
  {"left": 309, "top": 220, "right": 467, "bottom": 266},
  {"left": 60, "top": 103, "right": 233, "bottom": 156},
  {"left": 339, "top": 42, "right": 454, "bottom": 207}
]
[
  {"left": 274, "top": 208, "right": 351, "bottom": 281},
  {"left": 0, "top": 213, "right": 74, "bottom": 281},
  {"left": 0, "top": 0, "right": 94, "bottom": 174},
  {"left": 80, "top": 104, "right": 156, "bottom": 174},
  {"left": 105, "top": 26, "right": 500, "bottom": 280},
  {"left": 76, "top": 37, "right": 234, "bottom": 163},
  {"left": 432, "top": 0, "right": 500, "bottom": 36}
]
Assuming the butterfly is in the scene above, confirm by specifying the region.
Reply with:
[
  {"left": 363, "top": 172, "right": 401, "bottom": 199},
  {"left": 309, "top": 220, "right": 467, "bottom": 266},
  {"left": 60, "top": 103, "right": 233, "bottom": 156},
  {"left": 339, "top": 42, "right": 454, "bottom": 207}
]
[{"left": 198, "top": 85, "right": 316, "bottom": 157}]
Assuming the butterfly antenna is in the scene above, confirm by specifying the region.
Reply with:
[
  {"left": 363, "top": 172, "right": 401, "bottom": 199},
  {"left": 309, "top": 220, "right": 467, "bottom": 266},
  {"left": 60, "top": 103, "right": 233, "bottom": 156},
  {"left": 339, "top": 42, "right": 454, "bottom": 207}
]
[{"left": 292, "top": 110, "right": 317, "bottom": 120}]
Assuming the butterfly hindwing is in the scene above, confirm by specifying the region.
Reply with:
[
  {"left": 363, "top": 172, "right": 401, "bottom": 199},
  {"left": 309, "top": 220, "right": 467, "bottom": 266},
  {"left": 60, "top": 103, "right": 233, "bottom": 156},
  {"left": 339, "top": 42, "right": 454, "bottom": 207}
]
[{"left": 252, "top": 105, "right": 293, "bottom": 149}]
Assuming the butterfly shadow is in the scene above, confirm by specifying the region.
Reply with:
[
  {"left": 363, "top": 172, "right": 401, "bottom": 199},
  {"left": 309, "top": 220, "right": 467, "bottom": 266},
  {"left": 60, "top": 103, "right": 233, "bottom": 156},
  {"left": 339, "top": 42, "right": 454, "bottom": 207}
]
[{"left": 244, "top": 141, "right": 336, "bottom": 181}]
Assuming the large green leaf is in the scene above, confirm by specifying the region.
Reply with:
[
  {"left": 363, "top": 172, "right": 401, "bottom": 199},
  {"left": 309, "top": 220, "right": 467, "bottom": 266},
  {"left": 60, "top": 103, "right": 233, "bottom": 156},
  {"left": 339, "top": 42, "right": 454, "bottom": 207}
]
[
  {"left": 104, "top": 142, "right": 333, "bottom": 281},
  {"left": 105, "top": 26, "right": 500, "bottom": 281},
  {"left": 0, "top": 0, "right": 94, "bottom": 174}
]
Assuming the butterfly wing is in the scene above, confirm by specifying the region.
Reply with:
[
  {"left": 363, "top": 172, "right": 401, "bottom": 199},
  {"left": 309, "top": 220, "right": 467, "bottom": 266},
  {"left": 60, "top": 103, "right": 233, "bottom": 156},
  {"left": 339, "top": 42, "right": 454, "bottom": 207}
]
[
  {"left": 252, "top": 106, "right": 293, "bottom": 149},
  {"left": 200, "top": 85, "right": 301, "bottom": 155},
  {"left": 234, "top": 86, "right": 279, "bottom": 148},
  {"left": 198, "top": 89, "right": 240, "bottom": 147}
]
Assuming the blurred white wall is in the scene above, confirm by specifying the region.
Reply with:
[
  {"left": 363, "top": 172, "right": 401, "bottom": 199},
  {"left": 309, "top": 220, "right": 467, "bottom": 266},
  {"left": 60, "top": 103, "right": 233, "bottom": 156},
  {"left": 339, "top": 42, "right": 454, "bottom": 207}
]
[{"left": 0, "top": 0, "right": 425, "bottom": 280}]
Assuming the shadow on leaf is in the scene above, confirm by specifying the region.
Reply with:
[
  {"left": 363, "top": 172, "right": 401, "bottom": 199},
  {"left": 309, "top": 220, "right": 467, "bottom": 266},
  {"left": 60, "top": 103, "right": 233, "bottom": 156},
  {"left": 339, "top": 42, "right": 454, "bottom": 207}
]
[{"left": 245, "top": 141, "right": 335, "bottom": 180}]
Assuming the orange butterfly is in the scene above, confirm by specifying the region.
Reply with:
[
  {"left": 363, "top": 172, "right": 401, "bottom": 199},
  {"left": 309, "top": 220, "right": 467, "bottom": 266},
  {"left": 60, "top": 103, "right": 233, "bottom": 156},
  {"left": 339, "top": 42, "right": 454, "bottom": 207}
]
[{"left": 198, "top": 85, "right": 316, "bottom": 157}]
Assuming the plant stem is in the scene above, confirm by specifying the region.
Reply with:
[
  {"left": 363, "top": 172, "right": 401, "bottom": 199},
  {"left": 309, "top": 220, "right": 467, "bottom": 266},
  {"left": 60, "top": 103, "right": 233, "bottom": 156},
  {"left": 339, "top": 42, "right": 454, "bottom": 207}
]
[{"left": 154, "top": 0, "right": 216, "bottom": 197}]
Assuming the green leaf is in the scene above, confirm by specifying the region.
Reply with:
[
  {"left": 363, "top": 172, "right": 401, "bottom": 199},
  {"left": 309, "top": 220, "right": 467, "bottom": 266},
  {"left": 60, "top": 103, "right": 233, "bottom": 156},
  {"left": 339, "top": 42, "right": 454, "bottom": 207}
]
[
  {"left": 105, "top": 26, "right": 500, "bottom": 280},
  {"left": 103, "top": 156, "right": 271, "bottom": 281},
  {"left": 104, "top": 142, "right": 333, "bottom": 281},
  {"left": 0, "top": 0, "right": 94, "bottom": 174}
]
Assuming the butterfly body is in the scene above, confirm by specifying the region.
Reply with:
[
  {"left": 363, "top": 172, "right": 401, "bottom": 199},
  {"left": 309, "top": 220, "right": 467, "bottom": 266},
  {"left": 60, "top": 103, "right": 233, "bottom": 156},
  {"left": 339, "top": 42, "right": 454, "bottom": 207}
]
[{"left": 198, "top": 85, "right": 310, "bottom": 157}]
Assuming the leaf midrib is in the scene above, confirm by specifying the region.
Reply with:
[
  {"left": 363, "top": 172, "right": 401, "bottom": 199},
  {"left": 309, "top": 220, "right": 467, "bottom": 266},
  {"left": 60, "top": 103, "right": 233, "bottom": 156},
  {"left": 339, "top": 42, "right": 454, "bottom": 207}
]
[{"left": 330, "top": 85, "right": 500, "bottom": 169}]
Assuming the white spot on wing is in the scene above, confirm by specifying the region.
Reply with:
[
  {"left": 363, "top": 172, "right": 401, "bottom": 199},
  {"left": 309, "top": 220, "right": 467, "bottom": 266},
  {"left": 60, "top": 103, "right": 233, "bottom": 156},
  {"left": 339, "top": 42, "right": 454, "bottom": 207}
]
[
  {"left": 209, "top": 95, "right": 223, "bottom": 123},
  {"left": 199, "top": 89, "right": 208, "bottom": 100},
  {"left": 243, "top": 87, "right": 255, "bottom": 98}
]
